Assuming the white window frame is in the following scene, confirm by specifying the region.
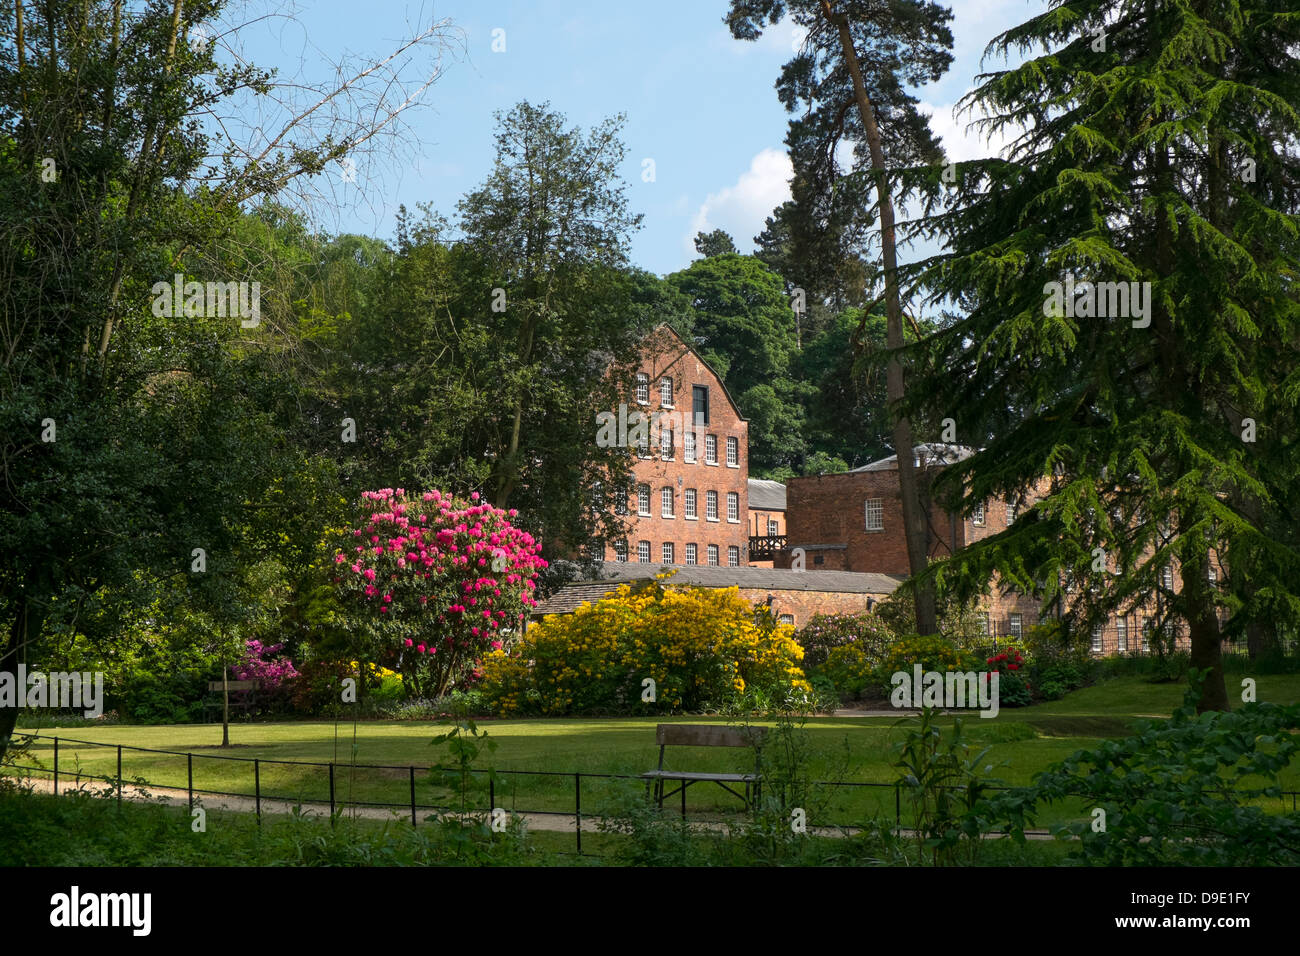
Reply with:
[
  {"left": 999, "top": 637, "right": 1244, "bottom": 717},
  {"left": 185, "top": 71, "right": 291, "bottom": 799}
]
[
  {"left": 706, "top": 544, "right": 719, "bottom": 567},
  {"left": 1116, "top": 619, "right": 1128, "bottom": 653},
  {"left": 778, "top": 614, "right": 794, "bottom": 626},
  {"left": 660, "top": 377, "right": 673, "bottom": 407},
  {"left": 705, "top": 434, "right": 718, "bottom": 465},
  {"left": 1091, "top": 624, "right": 1104, "bottom": 653},
  {"left": 637, "top": 540, "right": 651, "bottom": 563},
  {"left": 767, "top": 518, "right": 779, "bottom": 536},
  {"left": 661, "top": 486, "right": 674, "bottom": 518},
  {"left": 683, "top": 430, "right": 697, "bottom": 463},
  {"left": 726, "top": 436, "right": 738, "bottom": 467},
  {"left": 637, "top": 485, "right": 651, "bottom": 516},
  {"left": 635, "top": 373, "right": 650, "bottom": 405},
  {"left": 972, "top": 501, "right": 986, "bottom": 527},
  {"left": 685, "top": 543, "right": 698, "bottom": 565},
  {"left": 727, "top": 545, "right": 740, "bottom": 567},
  {"left": 613, "top": 540, "right": 628, "bottom": 563},
  {"left": 662, "top": 542, "right": 674, "bottom": 564},
  {"left": 726, "top": 492, "right": 739, "bottom": 523},
  {"left": 706, "top": 491, "right": 718, "bottom": 522},
  {"left": 865, "top": 498, "right": 883, "bottom": 532},
  {"left": 660, "top": 426, "right": 674, "bottom": 460},
  {"left": 684, "top": 489, "right": 697, "bottom": 519},
  {"left": 1008, "top": 613, "right": 1023, "bottom": 639},
  {"left": 1006, "top": 497, "right": 1018, "bottom": 524}
]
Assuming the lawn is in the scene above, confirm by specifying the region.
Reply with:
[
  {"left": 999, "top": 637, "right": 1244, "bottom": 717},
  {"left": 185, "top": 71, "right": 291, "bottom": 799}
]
[{"left": 9, "top": 673, "right": 1300, "bottom": 830}]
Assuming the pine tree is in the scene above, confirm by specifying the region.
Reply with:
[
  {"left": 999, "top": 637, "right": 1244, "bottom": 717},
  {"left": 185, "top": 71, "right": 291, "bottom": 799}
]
[{"left": 907, "top": 0, "right": 1300, "bottom": 711}]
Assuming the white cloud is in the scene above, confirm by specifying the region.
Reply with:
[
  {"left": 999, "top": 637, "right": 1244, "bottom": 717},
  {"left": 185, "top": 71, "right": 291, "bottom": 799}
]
[
  {"left": 922, "top": 98, "right": 1022, "bottom": 163},
  {"left": 685, "top": 148, "right": 793, "bottom": 258}
]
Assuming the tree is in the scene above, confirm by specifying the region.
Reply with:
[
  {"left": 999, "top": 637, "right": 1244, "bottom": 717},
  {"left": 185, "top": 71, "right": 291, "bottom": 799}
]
[
  {"left": 0, "top": 0, "right": 457, "bottom": 757},
  {"left": 727, "top": 0, "right": 955, "bottom": 634},
  {"left": 906, "top": 0, "right": 1300, "bottom": 711},
  {"left": 666, "top": 253, "right": 807, "bottom": 474},
  {"left": 694, "top": 229, "right": 739, "bottom": 258}
]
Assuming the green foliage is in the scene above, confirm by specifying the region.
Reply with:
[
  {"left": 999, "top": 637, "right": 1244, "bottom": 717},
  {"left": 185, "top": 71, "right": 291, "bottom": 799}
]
[
  {"left": 975, "top": 675, "right": 1300, "bottom": 866},
  {"left": 876, "top": 635, "right": 978, "bottom": 692},
  {"left": 892, "top": 709, "right": 1000, "bottom": 866}
]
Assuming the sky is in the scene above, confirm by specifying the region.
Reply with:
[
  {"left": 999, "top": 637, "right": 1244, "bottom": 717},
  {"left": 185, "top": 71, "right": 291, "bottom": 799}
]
[{"left": 226, "top": 0, "right": 1039, "bottom": 277}]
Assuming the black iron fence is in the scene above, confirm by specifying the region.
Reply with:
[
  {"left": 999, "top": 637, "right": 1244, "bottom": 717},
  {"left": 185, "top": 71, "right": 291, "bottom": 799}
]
[{"left": 5, "top": 732, "right": 1299, "bottom": 856}]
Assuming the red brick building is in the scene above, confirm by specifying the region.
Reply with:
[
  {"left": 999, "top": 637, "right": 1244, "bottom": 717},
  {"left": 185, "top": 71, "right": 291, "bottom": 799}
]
[
  {"left": 780, "top": 444, "right": 1205, "bottom": 655},
  {"left": 746, "top": 478, "right": 786, "bottom": 568},
  {"left": 599, "top": 325, "right": 751, "bottom": 569}
]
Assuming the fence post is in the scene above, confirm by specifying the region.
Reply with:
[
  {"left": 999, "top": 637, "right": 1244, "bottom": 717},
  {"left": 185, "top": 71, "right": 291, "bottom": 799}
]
[
  {"left": 254, "top": 759, "right": 261, "bottom": 823},
  {"left": 187, "top": 753, "right": 193, "bottom": 811},
  {"left": 575, "top": 772, "right": 582, "bottom": 856},
  {"left": 489, "top": 776, "right": 495, "bottom": 820},
  {"left": 329, "top": 762, "right": 335, "bottom": 824},
  {"left": 53, "top": 737, "right": 58, "bottom": 796},
  {"left": 117, "top": 745, "right": 122, "bottom": 808},
  {"left": 409, "top": 766, "right": 416, "bottom": 828},
  {"left": 895, "top": 787, "right": 901, "bottom": 829}
]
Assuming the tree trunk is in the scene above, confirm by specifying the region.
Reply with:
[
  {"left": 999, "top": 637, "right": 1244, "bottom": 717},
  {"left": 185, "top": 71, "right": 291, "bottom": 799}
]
[
  {"left": 822, "top": 1, "right": 937, "bottom": 634},
  {"left": 221, "top": 665, "right": 230, "bottom": 748},
  {"left": 0, "top": 591, "right": 47, "bottom": 763},
  {"left": 1182, "top": 552, "right": 1229, "bottom": 713}
]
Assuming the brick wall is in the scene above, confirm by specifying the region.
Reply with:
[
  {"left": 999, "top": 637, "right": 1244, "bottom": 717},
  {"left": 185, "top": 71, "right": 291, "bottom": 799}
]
[
  {"left": 601, "top": 327, "right": 750, "bottom": 568},
  {"left": 737, "top": 587, "right": 881, "bottom": 628}
]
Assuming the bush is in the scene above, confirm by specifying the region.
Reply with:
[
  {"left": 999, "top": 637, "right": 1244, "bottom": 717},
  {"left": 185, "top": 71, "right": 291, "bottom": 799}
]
[
  {"left": 822, "top": 644, "right": 877, "bottom": 700},
  {"left": 480, "top": 574, "right": 811, "bottom": 715},
  {"left": 795, "top": 611, "right": 896, "bottom": 669},
  {"left": 874, "top": 634, "right": 978, "bottom": 694}
]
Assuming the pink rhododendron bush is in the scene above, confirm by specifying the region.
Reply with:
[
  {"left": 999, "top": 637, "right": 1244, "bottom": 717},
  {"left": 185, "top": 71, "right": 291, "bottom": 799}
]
[{"left": 333, "top": 488, "right": 546, "bottom": 696}]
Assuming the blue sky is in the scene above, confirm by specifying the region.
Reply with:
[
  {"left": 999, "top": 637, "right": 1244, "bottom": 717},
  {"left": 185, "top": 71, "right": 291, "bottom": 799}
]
[{"left": 231, "top": 0, "right": 1037, "bottom": 276}]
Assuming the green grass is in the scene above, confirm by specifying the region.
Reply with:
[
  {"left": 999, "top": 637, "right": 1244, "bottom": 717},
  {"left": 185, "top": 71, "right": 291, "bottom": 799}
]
[{"left": 10, "top": 673, "right": 1300, "bottom": 829}]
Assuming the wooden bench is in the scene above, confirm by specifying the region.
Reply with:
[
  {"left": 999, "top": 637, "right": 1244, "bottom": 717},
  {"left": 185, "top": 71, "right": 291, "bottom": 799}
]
[
  {"left": 641, "top": 724, "right": 767, "bottom": 818},
  {"left": 202, "top": 680, "right": 260, "bottom": 723}
]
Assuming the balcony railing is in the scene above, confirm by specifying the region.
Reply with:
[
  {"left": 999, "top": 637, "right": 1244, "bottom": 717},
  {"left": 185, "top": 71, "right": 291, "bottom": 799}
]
[{"left": 748, "top": 534, "right": 787, "bottom": 559}]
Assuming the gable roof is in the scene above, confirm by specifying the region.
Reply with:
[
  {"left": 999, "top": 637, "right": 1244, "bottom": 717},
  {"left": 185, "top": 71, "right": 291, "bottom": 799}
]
[
  {"left": 643, "top": 324, "right": 748, "bottom": 423},
  {"left": 850, "top": 443, "right": 978, "bottom": 472}
]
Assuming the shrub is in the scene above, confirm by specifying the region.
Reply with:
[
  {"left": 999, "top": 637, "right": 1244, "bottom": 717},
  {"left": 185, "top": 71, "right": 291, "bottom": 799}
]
[
  {"left": 875, "top": 634, "right": 978, "bottom": 693},
  {"left": 480, "top": 574, "right": 810, "bottom": 715},
  {"left": 795, "top": 611, "right": 896, "bottom": 669},
  {"left": 822, "top": 644, "right": 876, "bottom": 699}
]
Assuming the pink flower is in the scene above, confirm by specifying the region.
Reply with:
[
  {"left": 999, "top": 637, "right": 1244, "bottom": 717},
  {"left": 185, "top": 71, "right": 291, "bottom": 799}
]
[{"left": 404, "top": 639, "right": 413, "bottom": 647}]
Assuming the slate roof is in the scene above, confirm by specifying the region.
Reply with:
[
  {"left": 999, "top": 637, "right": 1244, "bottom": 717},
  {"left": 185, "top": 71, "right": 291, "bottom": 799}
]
[
  {"left": 747, "top": 478, "right": 787, "bottom": 511},
  {"left": 532, "top": 562, "right": 902, "bottom": 615},
  {"left": 849, "top": 443, "right": 978, "bottom": 472}
]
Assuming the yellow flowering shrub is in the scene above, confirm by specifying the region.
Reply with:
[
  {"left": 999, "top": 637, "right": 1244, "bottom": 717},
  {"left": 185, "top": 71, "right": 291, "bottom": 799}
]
[
  {"left": 875, "top": 634, "right": 979, "bottom": 685},
  {"left": 481, "top": 575, "right": 809, "bottom": 715}
]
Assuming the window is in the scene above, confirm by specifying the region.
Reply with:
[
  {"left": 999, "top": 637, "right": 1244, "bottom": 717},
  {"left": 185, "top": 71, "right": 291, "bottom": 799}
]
[
  {"left": 685, "top": 543, "right": 698, "bottom": 565},
  {"left": 813, "top": 554, "right": 824, "bottom": 565},
  {"left": 705, "top": 434, "right": 718, "bottom": 464},
  {"left": 706, "top": 491, "right": 718, "bottom": 521},
  {"left": 980, "top": 612, "right": 990, "bottom": 636},
  {"left": 662, "top": 542, "right": 674, "bottom": 564},
  {"left": 659, "top": 426, "right": 674, "bottom": 460},
  {"left": 727, "top": 492, "right": 739, "bottom": 523},
  {"left": 635, "top": 373, "right": 649, "bottom": 404},
  {"left": 636, "top": 426, "right": 651, "bottom": 458},
  {"left": 660, "top": 377, "right": 673, "bottom": 406},
  {"left": 1091, "top": 624, "right": 1103, "bottom": 653},
  {"left": 778, "top": 614, "right": 795, "bottom": 626},
  {"left": 1142, "top": 622, "right": 1152, "bottom": 652},
  {"left": 767, "top": 518, "right": 779, "bottom": 536},
  {"left": 707, "top": 544, "right": 719, "bottom": 566},
  {"left": 865, "top": 498, "right": 883, "bottom": 531},
  {"left": 684, "top": 430, "right": 697, "bottom": 462},
  {"left": 615, "top": 489, "right": 628, "bottom": 515},
  {"left": 1009, "top": 613, "right": 1023, "bottom": 639},
  {"left": 1116, "top": 619, "right": 1128, "bottom": 653},
  {"left": 1006, "top": 497, "right": 1018, "bottom": 524},
  {"left": 613, "top": 540, "right": 628, "bottom": 563},
  {"left": 1208, "top": 565, "right": 1218, "bottom": 586},
  {"left": 1161, "top": 565, "right": 1174, "bottom": 591},
  {"left": 592, "top": 481, "right": 604, "bottom": 511},
  {"left": 728, "top": 545, "right": 740, "bottom": 567},
  {"left": 692, "top": 385, "right": 709, "bottom": 425},
  {"left": 637, "top": 484, "right": 651, "bottom": 516},
  {"left": 661, "top": 487, "right": 674, "bottom": 518},
  {"left": 726, "top": 436, "right": 738, "bottom": 467},
  {"left": 637, "top": 541, "right": 651, "bottom": 563},
  {"left": 684, "top": 489, "right": 697, "bottom": 519},
  {"left": 972, "top": 501, "right": 986, "bottom": 526}
]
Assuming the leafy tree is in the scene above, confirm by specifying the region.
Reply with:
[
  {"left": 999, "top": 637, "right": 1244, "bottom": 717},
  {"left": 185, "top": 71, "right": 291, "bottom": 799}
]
[
  {"left": 666, "top": 253, "right": 806, "bottom": 474},
  {"left": 0, "top": 0, "right": 455, "bottom": 756},
  {"left": 907, "top": 0, "right": 1300, "bottom": 711},
  {"left": 728, "top": 0, "right": 955, "bottom": 635}
]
